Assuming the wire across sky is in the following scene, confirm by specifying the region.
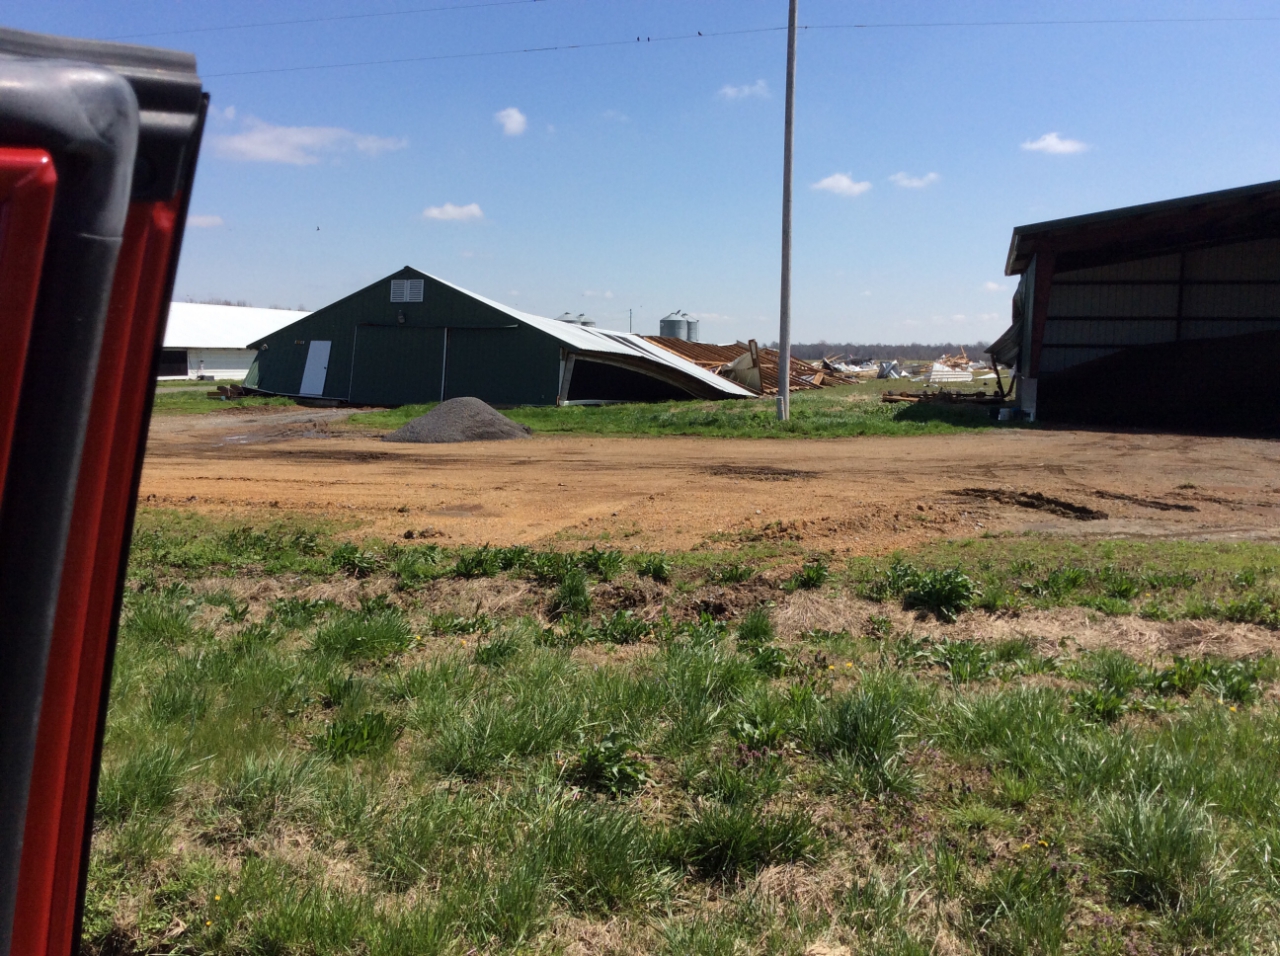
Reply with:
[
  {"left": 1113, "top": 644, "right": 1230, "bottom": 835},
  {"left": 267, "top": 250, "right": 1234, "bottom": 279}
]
[{"left": 198, "top": 14, "right": 1280, "bottom": 79}]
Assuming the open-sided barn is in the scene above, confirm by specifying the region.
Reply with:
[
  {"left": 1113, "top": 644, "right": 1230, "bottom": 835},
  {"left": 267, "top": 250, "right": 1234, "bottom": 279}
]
[
  {"left": 989, "top": 179, "right": 1280, "bottom": 431},
  {"left": 245, "top": 268, "right": 753, "bottom": 406}
]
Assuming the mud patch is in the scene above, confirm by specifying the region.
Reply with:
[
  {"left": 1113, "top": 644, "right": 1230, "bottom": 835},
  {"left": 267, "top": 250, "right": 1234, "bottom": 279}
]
[
  {"left": 949, "top": 488, "right": 1108, "bottom": 521},
  {"left": 430, "top": 503, "right": 485, "bottom": 517},
  {"left": 707, "top": 464, "right": 818, "bottom": 481},
  {"left": 1093, "top": 490, "right": 1198, "bottom": 512}
]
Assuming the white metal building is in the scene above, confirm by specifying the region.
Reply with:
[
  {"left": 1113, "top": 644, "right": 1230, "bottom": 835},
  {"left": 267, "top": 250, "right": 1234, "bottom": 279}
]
[{"left": 160, "top": 303, "right": 310, "bottom": 379}]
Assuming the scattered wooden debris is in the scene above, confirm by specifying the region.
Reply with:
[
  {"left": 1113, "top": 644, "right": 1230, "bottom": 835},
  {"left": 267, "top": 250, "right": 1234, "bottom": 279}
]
[
  {"left": 880, "top": 389, "right": 1004, "bottom": 405},
  {"left": 645, "top": 337, "right": 856, "bottom": 395}
]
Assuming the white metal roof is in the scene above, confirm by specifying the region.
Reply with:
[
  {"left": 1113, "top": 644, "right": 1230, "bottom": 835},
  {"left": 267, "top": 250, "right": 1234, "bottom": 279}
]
[
  {"left": 427, "top": 274, "right": 755, "bottom": 398},
  {"left": 163, "top": 302, "right": 311, "bottom": 350}
]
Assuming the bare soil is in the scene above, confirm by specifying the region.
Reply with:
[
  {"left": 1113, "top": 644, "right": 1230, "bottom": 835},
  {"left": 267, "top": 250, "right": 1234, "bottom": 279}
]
[{"left": 139, "top": 407, "right": 1280, "bottom": 553}]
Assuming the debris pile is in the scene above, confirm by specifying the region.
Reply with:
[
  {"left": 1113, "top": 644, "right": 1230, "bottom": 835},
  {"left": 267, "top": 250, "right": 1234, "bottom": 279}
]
[
  {"left": 880, "top": 389, "right": 1004, "bottom": 406},
  {"left": 645, "top": 337, "right": 855, "bottom": 394},
  {"left": 382, "top": 397, "right": 532, "bottom": 444}
]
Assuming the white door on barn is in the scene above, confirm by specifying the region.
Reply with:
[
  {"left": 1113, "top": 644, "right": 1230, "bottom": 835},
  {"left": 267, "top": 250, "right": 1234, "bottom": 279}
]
[{"left": 299, "top": 340, "right": 331, "bottom": 396}]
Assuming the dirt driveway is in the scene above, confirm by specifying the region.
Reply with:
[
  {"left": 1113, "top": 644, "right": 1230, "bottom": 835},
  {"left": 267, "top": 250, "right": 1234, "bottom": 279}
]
[{"left": 138, "top": 408, "right": 1280, "bottom": 552}]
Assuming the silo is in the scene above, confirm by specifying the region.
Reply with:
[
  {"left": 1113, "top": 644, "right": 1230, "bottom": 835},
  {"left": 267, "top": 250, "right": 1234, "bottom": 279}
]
[
  {"left": 659, "top": 314, "right": 688, "bottom": 339},
  {"left": 685, "top": 318, "right": 699, "bottom": 342}
]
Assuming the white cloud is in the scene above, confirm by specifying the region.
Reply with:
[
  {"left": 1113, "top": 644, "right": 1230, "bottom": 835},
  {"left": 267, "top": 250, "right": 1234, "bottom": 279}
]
[
  {"left": 213, "top": 117, "right": 406, "bottom": 165},
  {"left": 718, "top": 79, "right": 769, "bottom": 100},
  {"left": 423, "top": 202, "right": 484, "bottom": 222},
  {"left": 889, "top": 171, "right": 939, "bottom": 189},
  {"left": 495, "top": 107, "right": 527, "bottom": 136},
  {"left": 187, "top": 215, "right": 223, "bottom": 228},
  {"left": 983, "top": 281, "right": 1008, "bottom": 291},
  {"left": 1021, "top": 132, "right": 1088, "bottom": 154},
  {"left": 812, "top": 173, "right": 871, "bottom": 198},
  {"left": 602, "top": 109, "right": 628, "bottom": 122},
  {"left": 581, "top": 290, "right": 615, "bottom": 299},
  {"left": 215, "top": 105, "right": 235, "bottom": 122}
]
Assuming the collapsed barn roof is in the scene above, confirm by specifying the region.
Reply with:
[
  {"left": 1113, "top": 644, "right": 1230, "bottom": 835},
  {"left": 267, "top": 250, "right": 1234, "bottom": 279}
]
[{"left": 245, "top": 267, "right": 754, "bottom": 406}]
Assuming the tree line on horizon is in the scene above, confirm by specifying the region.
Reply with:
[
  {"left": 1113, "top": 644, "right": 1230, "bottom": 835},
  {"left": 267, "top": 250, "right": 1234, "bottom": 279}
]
[{"left": 775, "top": 342, "right": 991, "bottom": 362}]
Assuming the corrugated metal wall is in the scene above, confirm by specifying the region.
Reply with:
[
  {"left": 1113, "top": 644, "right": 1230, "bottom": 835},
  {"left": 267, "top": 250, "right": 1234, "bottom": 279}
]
[{"left": 1041, "top": 239, "right": 1280, "bottom": 374}]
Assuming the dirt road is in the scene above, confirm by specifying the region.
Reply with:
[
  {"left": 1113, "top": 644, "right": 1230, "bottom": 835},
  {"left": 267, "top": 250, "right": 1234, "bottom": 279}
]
[{"left": 138, "top": 407, "right": 1280, "bottom": 551}]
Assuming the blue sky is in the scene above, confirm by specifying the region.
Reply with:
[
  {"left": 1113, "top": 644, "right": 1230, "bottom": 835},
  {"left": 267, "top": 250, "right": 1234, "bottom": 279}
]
[{"left": 11, "top": 1, "right": 1280, "bottom": 343}]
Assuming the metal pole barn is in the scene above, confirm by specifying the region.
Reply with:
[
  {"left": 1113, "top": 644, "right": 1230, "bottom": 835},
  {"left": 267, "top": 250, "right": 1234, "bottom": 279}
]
[{"left": 777, "top": 0, "right": 798, "bottom": 420}]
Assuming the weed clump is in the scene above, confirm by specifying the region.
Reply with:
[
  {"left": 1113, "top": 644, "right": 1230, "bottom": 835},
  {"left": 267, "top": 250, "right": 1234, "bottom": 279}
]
[
  {"left": 121, "top": 592, "right": 196, "bottom": 646},
  {"left": 1091, "top": 791, "right": 1218, "bottom": 914},
  {"left": 475, "top": 633, "right": 521, "bottom": 667},
  {"left": 806, "top": 676, "right": 917, "bottom": 794},
  {"left": 580, "top": 546, "right": 624, "bottom": 582},
  {"left": 735, "top": 607, "right": 774, "bottom": 648},
  {"left": 906, "top": 567, "right": 979, "bottom": 622},
  {"left": 453, "top": 545, "right": 501, "bottom": 579},
  {"left": 568, "top": 731, "right": 649, "bottom": 796},
  {"left": 636, "top": 553, "right": 672, "bottom": 583},
  {"left": 711, "top": 563, "right": 753, "bottom": 584},
  {"left": 965, "top": 859, "right": 1071, "bottom": 956},
  {"left": 786, "top": 559, "right": 830, "bottom": 591},
  {"left": 314, "top": 711, "right": 402, "bottom": 759},
  {"left": 597, "top": 609, "right": 649, "bottom": 644},
  {"left": 667, "top": 805, "right": 816, "bottom": 880},
  {"left": 866, "top": 558, "right": 979, "bottom": 622},
  {"left": 331, "top": 541, "right": 379, "bottom": 578},
  {"left": 311, "top": 604, "right": 411, "bottom": 660},
  {"left": 549, "top": 569, "right": 592, "bottom": 619}
]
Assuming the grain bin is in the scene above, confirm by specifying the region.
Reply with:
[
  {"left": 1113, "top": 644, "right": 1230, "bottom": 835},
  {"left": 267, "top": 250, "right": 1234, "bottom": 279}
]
[{"left": 659, "top": 313, "right": 688, "bottom": 339}]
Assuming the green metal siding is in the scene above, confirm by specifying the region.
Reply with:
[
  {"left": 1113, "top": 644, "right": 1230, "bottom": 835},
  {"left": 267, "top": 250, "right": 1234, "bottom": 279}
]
[
  {"left": 443, "top": 326, "right": 560, "bottom": 405},
  {"left": 350, "top": 325, "right": 444, "bottom": 405}
]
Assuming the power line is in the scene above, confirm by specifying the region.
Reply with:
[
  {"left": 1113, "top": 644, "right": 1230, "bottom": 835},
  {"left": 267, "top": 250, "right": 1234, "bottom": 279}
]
[
  {"left": 204, "top": 26, "right": 784, "bottom": 78},
  {"left": 203, "top": 15, "right": 1280, "bottom": 80},
  {"left": 108, "top": 0, "right": 548, "bottom": 41},
  {"left": 809, "top": 15, "right": 1280, "bottom": 31}
]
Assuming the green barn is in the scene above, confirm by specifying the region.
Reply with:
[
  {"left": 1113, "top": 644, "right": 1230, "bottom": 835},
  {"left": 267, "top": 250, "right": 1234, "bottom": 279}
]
[{"left": 244, "top": 267, "right": 752, "bottom": 406}]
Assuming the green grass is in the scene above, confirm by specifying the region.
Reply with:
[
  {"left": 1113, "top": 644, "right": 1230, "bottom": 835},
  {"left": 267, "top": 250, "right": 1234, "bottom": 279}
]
[
  {"left": 150, "top": 389, "right": 296, "bottom": 415},
  {"left": 853, "top": 536, "right": 1280, "bottom": 627},
  {"left": 351, "top": 382, "right": 1020, "bottom": 439},
  {"left": 86, "top": 510, "right": 1280, "bottom": 954}
]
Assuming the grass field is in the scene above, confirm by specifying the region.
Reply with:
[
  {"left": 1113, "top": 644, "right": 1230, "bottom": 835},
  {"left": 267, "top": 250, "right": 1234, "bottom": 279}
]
[
  {"left": 353, "top": 382, "right": 1017, "bottom": 439},
  {"left": 147, "top": 379, "right": 1017, "bottom": 437},
  {"left": 150, "top": 387, "right": 295, "bottom": 416},
  {"left": 87, "top": 511, "right": 1280, "bottom": 954}
]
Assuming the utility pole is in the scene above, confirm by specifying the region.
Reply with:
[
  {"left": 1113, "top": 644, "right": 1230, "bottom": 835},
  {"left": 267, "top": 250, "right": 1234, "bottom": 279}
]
[
  {"left": 777, "top": 0, "right": 798, "bottom": 420},
  {"left": 629, "top": 308, "right": 632, "bottom": 334}
]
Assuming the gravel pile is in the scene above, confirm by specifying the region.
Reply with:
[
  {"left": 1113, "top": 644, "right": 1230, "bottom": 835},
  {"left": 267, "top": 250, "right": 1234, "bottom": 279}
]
[{"left": 381, "top": 397, "right": 532, "bottom": 444}]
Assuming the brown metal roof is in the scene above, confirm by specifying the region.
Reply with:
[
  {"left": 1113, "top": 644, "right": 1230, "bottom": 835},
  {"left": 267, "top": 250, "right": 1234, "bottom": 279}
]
[{"left": 1006, "top": 178, "right": 1280, "bottom": 276}]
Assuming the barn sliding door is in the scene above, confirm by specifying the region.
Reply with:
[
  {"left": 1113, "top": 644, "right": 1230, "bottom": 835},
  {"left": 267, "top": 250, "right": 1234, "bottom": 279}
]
[{"left": 349, "top": 325, "right": 444, "bottom": 406}]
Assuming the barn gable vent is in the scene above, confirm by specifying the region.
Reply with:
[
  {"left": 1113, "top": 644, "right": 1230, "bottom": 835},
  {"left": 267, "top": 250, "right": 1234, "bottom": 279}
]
[{"left": 390, "top": 279, "right": 424, "bottom": 303}]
